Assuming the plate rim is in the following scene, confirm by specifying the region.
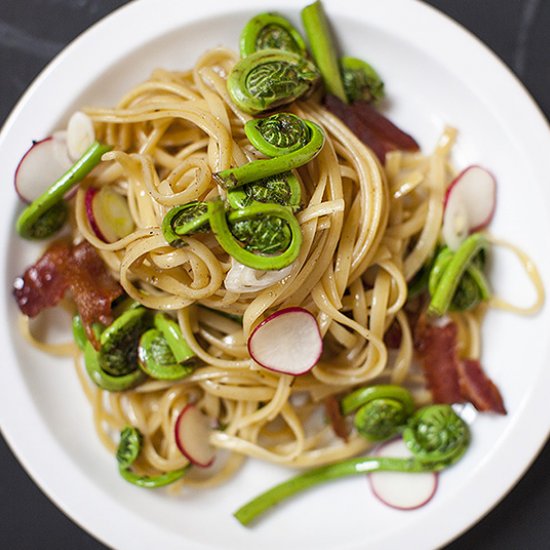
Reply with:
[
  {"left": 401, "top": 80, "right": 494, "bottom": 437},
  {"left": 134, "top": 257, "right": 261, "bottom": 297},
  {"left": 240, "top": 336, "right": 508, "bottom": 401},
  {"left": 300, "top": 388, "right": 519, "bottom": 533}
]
[{"left": 1, "top": 1, "right": 550, "bottom": 549}]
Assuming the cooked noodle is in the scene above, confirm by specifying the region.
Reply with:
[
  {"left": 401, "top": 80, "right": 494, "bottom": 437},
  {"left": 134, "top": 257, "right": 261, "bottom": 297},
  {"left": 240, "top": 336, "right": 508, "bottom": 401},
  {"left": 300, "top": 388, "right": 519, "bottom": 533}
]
[{"left": 24, "top": 47, "right": 544, "bottom": 487}]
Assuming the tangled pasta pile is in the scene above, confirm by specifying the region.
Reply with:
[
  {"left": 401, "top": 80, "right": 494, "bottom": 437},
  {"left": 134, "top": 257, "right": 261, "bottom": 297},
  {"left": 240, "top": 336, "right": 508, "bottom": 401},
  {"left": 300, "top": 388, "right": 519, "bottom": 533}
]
[
  {"left": 38, "top": 46, "right": 464, "bottom": 488},
  {"left": 14, "top": 6, "right": 542, "bottom": 507}
]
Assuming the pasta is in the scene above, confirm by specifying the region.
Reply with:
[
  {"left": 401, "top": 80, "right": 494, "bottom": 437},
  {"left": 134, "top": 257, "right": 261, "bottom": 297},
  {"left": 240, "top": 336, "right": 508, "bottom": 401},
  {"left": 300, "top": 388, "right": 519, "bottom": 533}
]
[{"left": 14, "top": 6, "right": 543, "bottom": 508}]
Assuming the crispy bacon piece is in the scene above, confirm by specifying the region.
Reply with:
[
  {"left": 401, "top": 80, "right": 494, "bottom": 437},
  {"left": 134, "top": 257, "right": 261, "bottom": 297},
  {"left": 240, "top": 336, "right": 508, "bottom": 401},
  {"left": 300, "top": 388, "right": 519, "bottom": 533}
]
[
  {"left": 457, "top": 359, "right": 507, "bottom": 414},
  {"left": 13, "top": 241, "right": 71, "bottom": 318},
  {"left": 352, "top": 100, "right": 420, "bottom": 152},
  {"left": 324, "top": 395, "right": 350, "bottom": 442},
  {"left": 13, "top": 240, "right": 122, "bottom": 346},
  {"left": 415, "top": 319, "right": 506, "bottom": 414},
  {"left": 69, "top": 241, "right": 123, "bottom": 344},
  {"left": 415, "top": 319, "right": 463, "bottom": 404},
  {"left": 324, "top": 95, "right": 419, "bottom": 163}
]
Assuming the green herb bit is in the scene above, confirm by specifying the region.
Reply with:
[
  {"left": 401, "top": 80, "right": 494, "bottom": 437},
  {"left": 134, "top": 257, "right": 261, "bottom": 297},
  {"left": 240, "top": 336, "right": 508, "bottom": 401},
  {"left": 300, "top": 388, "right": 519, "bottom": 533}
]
[
  {"left": 162, "top": 201, "right": 210, "bottom": 248},
  {"left": 214, "top": 118, "right": 324, "bottom": 189},
  {"left": 428, "top": 234, "right": 491, "bottom": 316},
  {"left": 208, "top": 200, "right": 302, "bottom": 271},
  {"left": 340, "top": 56, "right": 384, "bottom": 103},
  {"left": 16, "top": 141, "right": 111, "bottom": 239},
  {"left": 301, "top": 0, "right": 347, "bottom": 102},
  {"left": 234, "top": 404, "right": 469, "bottom": 525},
  {"left": 227, "top": 172, "right": 302, "bottom": 211},
  {"left": 341, "top": 385, "right": 415, "bottom": 441},
  {"left": 227, "top": 49, "right": 320, "bottom": 115},
  {"left": 240, "top": 13, "right": 307, "bottom": 57},
  {"left": 116, "top": 427, "right": 188, "bottom": 488}
]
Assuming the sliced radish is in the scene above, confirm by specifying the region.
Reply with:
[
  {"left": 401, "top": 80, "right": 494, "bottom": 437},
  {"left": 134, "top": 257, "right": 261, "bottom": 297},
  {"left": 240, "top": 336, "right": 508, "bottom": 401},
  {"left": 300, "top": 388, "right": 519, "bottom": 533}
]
[
  {"left": 85, "top": 186, "right": 134, "bottom": 243},
  {"left": 14, "top": 135, "right": 73, "bottom": 203},
  {"left": 368, "top": 438, "right": 438, "bottom": 510},
  {"left": 442, "top": 165, "right": 496, "bottom": 250},
  {"left": 174, "top": 404, "right": 216, "bottom": 468},
  {"left": 247, "top": 307, "right": 323, "bottom": 376},
  {"left": 67, "top": 111, "right": 95, "bottom": 161}
]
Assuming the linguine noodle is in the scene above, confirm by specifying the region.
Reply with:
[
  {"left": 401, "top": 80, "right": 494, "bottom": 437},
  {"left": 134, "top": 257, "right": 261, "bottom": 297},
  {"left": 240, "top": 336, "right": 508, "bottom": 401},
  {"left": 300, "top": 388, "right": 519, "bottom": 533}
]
[{"left": 23, "top": 47, "right": 544, "bottom": 489}]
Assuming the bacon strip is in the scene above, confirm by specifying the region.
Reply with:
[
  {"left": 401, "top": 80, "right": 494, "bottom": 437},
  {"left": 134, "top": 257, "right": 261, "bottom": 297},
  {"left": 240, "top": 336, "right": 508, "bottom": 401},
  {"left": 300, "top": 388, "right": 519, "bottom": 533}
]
[
  {"left": 13, "top": 240, "right": 122, "bottom": 346},
  {"left": 457, "top": 359, "right": 507, "bottom": 414},
  {"left": 324, "top": 95, "right": 419, "bottom": 163},
  {"left": 414, "top": 319, "right": 506, "bottom": 414},
  {"left": 415, "top": 320, "right": 463, "bottom": 404},
  {"left": 13, "top": 241, "right": 71, "bottom": 318}
]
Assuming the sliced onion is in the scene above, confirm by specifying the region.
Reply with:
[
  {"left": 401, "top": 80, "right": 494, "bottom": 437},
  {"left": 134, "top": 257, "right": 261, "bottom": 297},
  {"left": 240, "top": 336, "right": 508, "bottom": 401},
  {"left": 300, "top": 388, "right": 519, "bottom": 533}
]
[{"left": 224, "top": 259, "right": 294, "bottom": 293}]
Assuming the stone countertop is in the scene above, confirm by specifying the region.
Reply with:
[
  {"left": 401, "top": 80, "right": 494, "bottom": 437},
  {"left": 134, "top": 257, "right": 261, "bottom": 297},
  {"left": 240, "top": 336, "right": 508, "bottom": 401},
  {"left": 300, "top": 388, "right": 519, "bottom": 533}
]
[{"left": 1, "top": 1, "right": 548, "bottom": 549}]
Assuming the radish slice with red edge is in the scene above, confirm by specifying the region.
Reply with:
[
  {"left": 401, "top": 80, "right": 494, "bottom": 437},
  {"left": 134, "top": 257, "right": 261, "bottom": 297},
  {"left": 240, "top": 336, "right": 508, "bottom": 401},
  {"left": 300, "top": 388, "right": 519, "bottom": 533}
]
[
  {"left": 14, "top": 134, "right": 73, "bottom": 203},
  {"left": 368, "top": 437, "right": 438, "bottom": 510},
  {"left": 247, "top": 306, "right": 322, "bottom": 375},
  {"left": 442, "top": 165, "right": 496, "bottom": 250},
  {"left": 174, "top": 404, "right": 216, "bottom": 468},
  {"left": 67, "top": 111, "right": 96, "bottom": 161},
  {"left": 85, "top": 186, "right": 135, "bottom": 243}
]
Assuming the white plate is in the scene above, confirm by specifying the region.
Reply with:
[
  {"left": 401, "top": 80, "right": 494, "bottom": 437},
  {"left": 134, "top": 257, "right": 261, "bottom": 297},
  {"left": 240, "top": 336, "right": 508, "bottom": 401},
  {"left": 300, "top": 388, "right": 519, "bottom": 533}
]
[{"left": 1, "top": 1, "right": 550, "bottom": 549}]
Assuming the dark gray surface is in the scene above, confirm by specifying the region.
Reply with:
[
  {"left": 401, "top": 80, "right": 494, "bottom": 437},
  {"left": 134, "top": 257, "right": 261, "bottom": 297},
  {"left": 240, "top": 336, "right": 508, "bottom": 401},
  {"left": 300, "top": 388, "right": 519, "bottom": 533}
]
[{"left": 1, "top": 1, "right": 548, "bottom": 549}]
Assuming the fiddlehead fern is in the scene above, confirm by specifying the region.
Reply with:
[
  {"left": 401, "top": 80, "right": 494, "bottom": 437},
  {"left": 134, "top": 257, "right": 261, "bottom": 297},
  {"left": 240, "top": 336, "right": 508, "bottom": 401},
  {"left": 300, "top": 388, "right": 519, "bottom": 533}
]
[
  {"left": 227, "top": 172, "right": 301, "bottom": 211},
  {"left": 137, "top": 313, "right": 196, "bottom": 380},
  {"left": 341, "top": 385, "right": 415, "bottom": 441},
  {"left": 340, "top": 56, "right": 384, "bottom": 103},
  {"left": 245, "top": 112, "right": 312, "bottom": 156},
  {"left": 83, "top": 336, "right": 147, "bottom": 392},
  {"left": 208, "top": 200, "right": 302, "bottom": 270},
  {"left": 229, "top": 214, "right": 292, "bottom": 254},
  {"left": 22, "top": 200, "right": 69, "bottom": 239},
  {"left": 138, "top": 329, "right": 195, "bottom": 381},
  {"left": 161, "top": 201, "right": 210, "bottom": 247},
  {"left": 240, "top": 13, "right": 307, "bottom": 57},
  {"left": 403, "top": 405, "right": 470, "bottom": 468},
  {"left": 98, "top": 307, "right": 151, "bottom": 376},
  {"left": 73, "top": 313, "right": 147, "bottom": 392},
  {"left": 214, "top": 114, "right": 324, "bottom": 189},
  {"left": 234, "top": 404, "right": 470, "bottom": 525},
  {"left": 227, "top": 49, "right": 320, "bottom": 115},
  {"left": 428, "top": 233, "right": 491, "bottom": 316},
  {"left": 116, "top": 427, "right": 188, "bottom": 488}
]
